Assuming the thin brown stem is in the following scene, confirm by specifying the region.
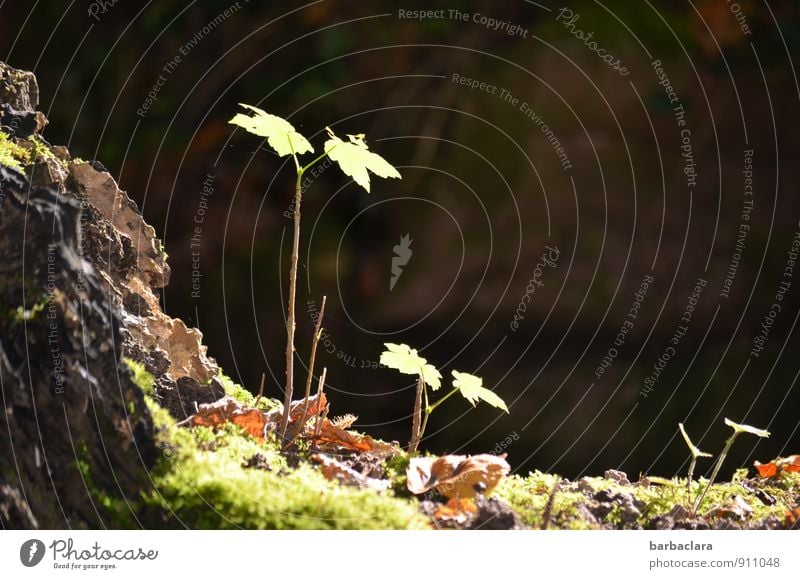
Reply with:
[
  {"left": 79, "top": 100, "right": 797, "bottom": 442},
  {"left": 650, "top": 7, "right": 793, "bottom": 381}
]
[
  {"left": 313, "top": 367, "right": 327, "bottom": 444},
  {"left": 541, "top": 480, "right": 561, "bottom": 530},
  {"left": 282, "top": 297, "right": 326, "bottom": 451},
  {"left": 255, "top": 372, "right": 265, "bottom": 407},
  {"left": 408, "top": 375, "right": 423, "bottom": 453},
  {"left": 686, "top": 456, "right": 697, "bottom": 508},
  {"left": 280, "top": 171, "right": 303, "bottom": 440}
]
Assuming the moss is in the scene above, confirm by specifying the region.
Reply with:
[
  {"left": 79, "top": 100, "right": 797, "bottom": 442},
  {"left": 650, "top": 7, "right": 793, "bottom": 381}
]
[
  {"left": 496, "top": 469, "right": 799, "bottom": 529},
  {"left": 215, "top": 370, "right": 278, "bottom": 411},
  {"left": 141, "top": 423, "right": 428, "bottom": 529},
  {"left": 123, "top": 357, "right": 155, "bottom": 396},
  {"left": 13, "top": 300, "right": 47, "bottom": 322},
  {"left": 24, "top": 134, "right": 56, "bottom": 162},
  {"left": 0, "top": 131, "right": 31, "bottom": 169},
  {"left": 384, "top": 452, "right": 415, "bottom": 495},
  {"left": 216, "top": 371, "right": 255, "bottom": 405}
]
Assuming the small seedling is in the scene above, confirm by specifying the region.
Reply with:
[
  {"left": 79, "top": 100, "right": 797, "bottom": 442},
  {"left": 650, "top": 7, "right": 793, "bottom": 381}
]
[
  {"left": 692, "top": 418, "right": 770, "bottom": 514},
  {"left": 380, "top": 343, "right": 509, "bottom": 452},
  {"left": 229, "top": 106, "right": 401, "bottom": 440},
  {"left": 678, "top": 423, "right": 712, "bottom": 507}
]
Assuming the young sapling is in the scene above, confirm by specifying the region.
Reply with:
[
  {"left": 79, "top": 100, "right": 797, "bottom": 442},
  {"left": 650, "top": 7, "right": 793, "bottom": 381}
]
[
  {"left": 380, "top": 343, "right": 509, "bottom": 452},
  {"left": 692, "top": 418, "right": 770, "bottom": 514},
  {"left": 678, "top": 423, "right": 712, "bottom": 508},
  {"left": 229, "top": 106, "right": 400, "bottom": 441}
]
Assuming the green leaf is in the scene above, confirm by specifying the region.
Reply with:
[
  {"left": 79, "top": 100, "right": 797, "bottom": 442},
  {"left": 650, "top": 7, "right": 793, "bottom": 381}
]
[
  {"left": 379, "top": 343, "right": 441, "bottom": 390},
  {"left": 724, "top": 418, "right": 770, "bottom": 438},
  {"left": 678, "top": 423, "right": 712, "bottom": 459},
  {"left": 229, "top": 104, "right": 313, "bottom": 158},
  {"left": 451, "top": 371, "right": 509, "bottom": 413},
  {"left": 420, "top": 363, "right": 442, "bottom": 391},
  {"left": 324, "top": 128, "right": 401, "bottom": 192}
]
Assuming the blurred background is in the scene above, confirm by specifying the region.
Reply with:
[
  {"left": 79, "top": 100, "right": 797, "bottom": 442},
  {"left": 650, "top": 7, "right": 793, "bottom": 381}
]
[{"left": 2, "top": 0, "right": 799, "bottom": 478}]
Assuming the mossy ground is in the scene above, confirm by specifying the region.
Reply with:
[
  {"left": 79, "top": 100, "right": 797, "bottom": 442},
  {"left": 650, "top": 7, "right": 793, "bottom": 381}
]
[
  {"left": 496, "top": 469, "right": 800, "bottom": 530},
  {"left": 124, "top": 364, "right": 427, "bottom": 529},
  {"left": 95, "top": 362, "right": 799, "bottom": 530},
  {"left": 0, "top": 131, "right": 30, "bottom": 169}
]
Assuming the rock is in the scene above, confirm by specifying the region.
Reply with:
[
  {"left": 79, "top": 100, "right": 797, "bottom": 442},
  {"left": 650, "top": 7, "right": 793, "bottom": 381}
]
[
  {"left": 604, "top": 469, "right": 631, "bottom": 485},
  {"left": 468, "top": 496, "right": 525, "bottom": 530},
  {"left": 0, "top": 61, "right": 40, "bottom": 110},
  {"left": 0, "top": 60, "right": 225, "bottom": 528},
  {"left": 0, "top": 62, "right": 47, "bottom": 137},
  {"left": 153, "top": 376, "right": 226, "bottom": 421},
  {"left": 0, "top": 165, "right": 156, "bottom": 528},
  {"left": 576, "top": 477, "right": 596, "bottom": 494}
]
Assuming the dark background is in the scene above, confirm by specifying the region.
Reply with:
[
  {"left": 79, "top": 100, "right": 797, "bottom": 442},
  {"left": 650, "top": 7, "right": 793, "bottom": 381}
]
[{"left": 2, "top": 0, "right": 799, "bottom": 479}]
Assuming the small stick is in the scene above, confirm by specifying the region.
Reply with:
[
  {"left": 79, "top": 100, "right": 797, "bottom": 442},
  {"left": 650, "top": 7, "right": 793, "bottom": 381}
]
[
  {"left": 255, "top": 372, "right": 266, "bottom": 406},
  {"left": 314, "top": 369, "right": 327, "bottom": 441},
  {"left": 541, "top": 480, "right": 561, "bottom": 530},
  {"left": 282, "top": 296, "right": 325, "bottom": 449}
]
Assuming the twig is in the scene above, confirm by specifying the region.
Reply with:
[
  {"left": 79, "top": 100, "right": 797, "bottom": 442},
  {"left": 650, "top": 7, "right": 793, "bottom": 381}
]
[
  {"left": 282, "top": 297, "right": 326, "bottom": 452},
  {"left": 255, "top": 372, "right": 265, "bottom": 407},
  {"left": 280, "top": 171, "right": 304, "bottom": 441},
  {"left": 312, "top": 367, "right": 327, "bottom": 446},
  {"left": 541, "top": 480, "right": 561, "bottom": 530}
]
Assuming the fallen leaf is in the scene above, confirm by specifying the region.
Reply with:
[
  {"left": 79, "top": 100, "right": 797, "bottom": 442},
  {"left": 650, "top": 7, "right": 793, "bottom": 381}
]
[
  {"left": 433, "top": 497, "right": 478, "bottom": 525},
  {"left": 754, "top": 455, "right": 800, "bottom": 478},
  {"left": 265, "top": 392, "right": 328, "bottom": 428},
  {"left": 785, "top": 508, "right": 800, "bottom": 528},
  {"left": 707, "top": 495, "right": 753, "bottom": 520},
  {"left": 311, "top": 453, "right": 390, "bottom": 491},
  {"left": 313, "top": 419, "right": 399, "bottom": 457},
  {"left": 407, "top": 454, "right": 510, "bottom": 499},
  {"left": 189, "top": 396, "right": 267, "bottom": 439}
]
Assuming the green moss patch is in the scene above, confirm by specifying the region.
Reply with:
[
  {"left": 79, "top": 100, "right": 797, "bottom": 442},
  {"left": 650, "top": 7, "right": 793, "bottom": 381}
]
[
  {"left": 0, "top": 131, "right": 31, "bottom": 169},
  {"left": 141, "top": 422, "right": 427, "bottom": 529}
]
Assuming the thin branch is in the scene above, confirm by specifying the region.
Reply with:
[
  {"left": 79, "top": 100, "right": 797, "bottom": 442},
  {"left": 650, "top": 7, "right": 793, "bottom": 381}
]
[
  {"left": 255, "top": 372, "right": 265, "bottom": 407},
  {"left": 541, "top": 480, "right": 562, "bottom": 530},
  {"left": 279, "top": 172, "right": 303, "bottom": 441},
  {"left": 282, "top": 296, "right": 326, "bottom": 451},
  {"left": 313, "top": 367, "right": 328, "bottom": 444}
]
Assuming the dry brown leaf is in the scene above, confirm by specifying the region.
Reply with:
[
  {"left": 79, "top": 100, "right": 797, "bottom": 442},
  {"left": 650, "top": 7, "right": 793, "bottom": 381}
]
[
  {"left": 265, "top": 392, "right": 328, "bottom": 427},
  {"left": 313, "top": 419, "right": 398, "bottom": 456},
  {"left": 311, "top": 453, "right": 390, "bottom": 491},
  {"left": 433, "top": 497, "right": 478, "bottom": 525},
  {"left": 407, "top": 454, "right": 510, "bottom": 499},
  {"left": 707, "top": 495, "right": 753, "bottom": 520},
  {"left": 189, "top": 396, "right": 267, "bottom": 439},
  {"left": 754, "top": 455, "right": 800, "bottom": 478}
]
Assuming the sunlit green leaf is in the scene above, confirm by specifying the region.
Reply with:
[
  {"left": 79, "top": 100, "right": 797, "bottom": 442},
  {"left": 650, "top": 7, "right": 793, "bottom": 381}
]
[
  {"left": 229, "top": 104, "right": 313, "bottom": 158},
  {"left": 420, "top": 363, "right": 442, "bottom": 391},
  {"left": 380, "top": 343, "right": 441, "bottom": 389},
  {"left": 451, "top": 371, "right": 509, "bottom": 413},
  {"left": 678, "top": 423, "right": 712, "bottom": 459},
  {"left": 324, "top": 127, "right": 401, "bottom": 192},
  {"left": 724, "top": 418, "right": 770, "bottom": 438}
]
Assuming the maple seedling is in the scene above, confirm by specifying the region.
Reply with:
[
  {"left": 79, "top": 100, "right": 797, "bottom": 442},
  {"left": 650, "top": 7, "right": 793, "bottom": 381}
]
[
  {"left": 230, "top": 105, "right": 401, "bottom": 441},
  {"left": 380, "top": 343, "right": 509, "bottom": 453},
  {"left": 678, "top": 423, "right": 712, "bottom": 508},
  {"left": 692, "top": 418, "right": 770, "bottom": 515}
]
